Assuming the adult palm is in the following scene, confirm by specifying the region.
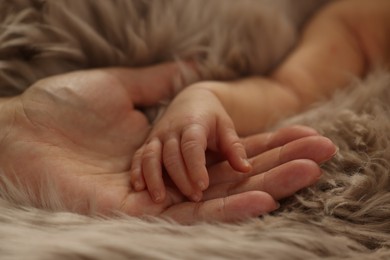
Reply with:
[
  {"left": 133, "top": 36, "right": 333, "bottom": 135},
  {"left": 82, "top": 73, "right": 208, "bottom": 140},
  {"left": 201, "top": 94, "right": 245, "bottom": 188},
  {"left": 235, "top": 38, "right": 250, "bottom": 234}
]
[{"left": 0, "top": 63, "right": 336, "bottom": 223}]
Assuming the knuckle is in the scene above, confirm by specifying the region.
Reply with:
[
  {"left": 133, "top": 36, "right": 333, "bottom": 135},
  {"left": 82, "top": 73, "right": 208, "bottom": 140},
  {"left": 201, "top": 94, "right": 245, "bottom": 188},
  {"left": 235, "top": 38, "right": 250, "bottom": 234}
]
[
  {"left": 163, "top": 153, "right": 179, "bottom": 170},
  {"left": 181, "top": 126, "right": 207, "bottom": 150},
  {"left": 162, "top": 137, "right": 182, "bottom": 170},
  {"left": 134, "top": 148, "right": 144, "bottom": 159},
  {"left": 142, "top": 146, "right": 158, "bottom": 161},
  {"left": 183, "top": 122, "right": 208, "bottom": 136},
  {"left": 182, "top": 115, "right": 205, "bottom": 125},
  {"left": 230, "top": 138, "right": 243, "bottom": 149},
  {"left": 191, "top": 202, "right": 203, "bottom": 220},
  {"left": 131, "top": 150, "right": 144, "bottom": 170},
  {"left": 219, "top": 198, "right": 228, "bottom": 221},
  {"left": 222, "top": 136, "right": 243, "bottom": 152},
  {"left": 181, "top": 139, "right": 202, "bottom": 155}
]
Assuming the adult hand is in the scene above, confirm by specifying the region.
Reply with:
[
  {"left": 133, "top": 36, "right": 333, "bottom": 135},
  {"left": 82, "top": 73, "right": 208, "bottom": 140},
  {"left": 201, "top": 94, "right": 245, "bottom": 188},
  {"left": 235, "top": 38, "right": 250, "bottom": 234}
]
[
  {"left": 0, "top": 62, "right": 182, "bottom": 214},
  {"left": 163, "top": 125, "right": 336, "bottom": 223},
  {"left": 0, "top": 63, "right": 336, "bottom": 223}
]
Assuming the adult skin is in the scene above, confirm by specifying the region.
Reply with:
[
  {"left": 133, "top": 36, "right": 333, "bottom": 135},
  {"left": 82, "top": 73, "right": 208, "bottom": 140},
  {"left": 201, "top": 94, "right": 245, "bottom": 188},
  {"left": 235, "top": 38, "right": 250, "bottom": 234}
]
[{"left": 0, "top": 63, "right": 336, "bottom": 223}]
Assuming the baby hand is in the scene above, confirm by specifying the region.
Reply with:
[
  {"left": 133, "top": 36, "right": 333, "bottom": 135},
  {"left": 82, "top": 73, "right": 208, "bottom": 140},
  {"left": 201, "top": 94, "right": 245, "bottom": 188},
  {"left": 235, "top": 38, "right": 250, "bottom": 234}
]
[{"left": 130, "top": 86, "right": 252, "bottom": 203}]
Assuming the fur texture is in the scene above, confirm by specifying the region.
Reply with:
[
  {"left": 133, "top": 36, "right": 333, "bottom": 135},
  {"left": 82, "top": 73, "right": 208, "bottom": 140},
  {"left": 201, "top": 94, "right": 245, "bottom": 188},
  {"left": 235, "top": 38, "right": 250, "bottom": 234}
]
[{"left": 1, "top": 0, "right": 390, "bottom": 259}]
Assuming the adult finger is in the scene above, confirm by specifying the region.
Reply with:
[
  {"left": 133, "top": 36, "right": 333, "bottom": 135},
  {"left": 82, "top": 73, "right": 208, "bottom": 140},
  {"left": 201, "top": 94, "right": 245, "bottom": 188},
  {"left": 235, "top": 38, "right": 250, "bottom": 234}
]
[
  {"left": 243, "top": 125, "right": 320, "bottom": 158},
  {"left": 120, "top": 189, "right": 180, "bottom": 217},
  {"left": 208, "top": 135, "right": 336, "bottom": 185},
  {"left": 105, "top": 62, "right": 188, "bottom": 106},
  {"left": 206, "top": 125, "right": 319, "bottom": 165},
  {"left": 162, "top": 191, "right": 279, "bottom": 224},
  {"left": 204, "top": 159, "right": 322, "bottom": 201}
]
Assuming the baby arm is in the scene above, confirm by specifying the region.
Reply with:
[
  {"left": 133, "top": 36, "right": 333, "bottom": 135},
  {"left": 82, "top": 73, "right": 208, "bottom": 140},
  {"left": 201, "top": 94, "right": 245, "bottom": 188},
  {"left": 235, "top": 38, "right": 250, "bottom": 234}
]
[
  {"left": 131, "top": 0, "right": 390, "bottom": 203},
  {"left": 272, "top": 0, "right": 390, "bottom": 107},
  {"left": 130, "top": 86, "right": 252, "bottom": 203},
  {"left": 200, "top": 0, "right": 390, "bottom": 136}
]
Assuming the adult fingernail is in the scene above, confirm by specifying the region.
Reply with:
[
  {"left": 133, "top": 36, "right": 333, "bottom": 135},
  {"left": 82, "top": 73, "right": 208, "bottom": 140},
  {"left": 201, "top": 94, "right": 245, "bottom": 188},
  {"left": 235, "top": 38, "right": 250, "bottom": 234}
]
[
  {"left": 332, "top": 146, "right": 339, "bottom": 156},
  {"left": 319, "top": 140, "right": 339, "bottom": 164}
]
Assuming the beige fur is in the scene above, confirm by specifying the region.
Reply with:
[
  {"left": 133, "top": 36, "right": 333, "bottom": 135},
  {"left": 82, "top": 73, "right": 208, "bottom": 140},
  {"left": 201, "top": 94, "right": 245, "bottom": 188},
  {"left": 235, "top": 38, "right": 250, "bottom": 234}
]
[{"left": 1, "top": 0, "right": 390, "bottom": 259}]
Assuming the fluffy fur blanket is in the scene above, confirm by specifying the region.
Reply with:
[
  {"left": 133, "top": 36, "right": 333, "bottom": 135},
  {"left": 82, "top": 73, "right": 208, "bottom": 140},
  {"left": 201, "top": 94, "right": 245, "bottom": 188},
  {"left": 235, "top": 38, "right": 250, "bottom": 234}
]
[{"left": 1, "top": 0, "right": 389, "bottom": 259}]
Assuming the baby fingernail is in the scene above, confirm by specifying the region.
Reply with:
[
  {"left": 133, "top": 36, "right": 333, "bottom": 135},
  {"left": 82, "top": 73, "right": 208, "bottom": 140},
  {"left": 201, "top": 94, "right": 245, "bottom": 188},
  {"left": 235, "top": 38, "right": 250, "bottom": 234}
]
[
  {"left": 242, "top": 158, "right": 252, "bottom": 170},
  {"left": 134, "top": 181, "right": 143, "bottom": 191},
  {"left": 153, "top": 191, "right": 162, "bottom": 202},
  {"left": 191, "top": 193, "right": 202, "bottom": 202},
  {"left": 198, "top": 181, "right": 207, "bottom": 191},
  {"left": 243, "top": 158, "right": 251, "bottom": 166}
]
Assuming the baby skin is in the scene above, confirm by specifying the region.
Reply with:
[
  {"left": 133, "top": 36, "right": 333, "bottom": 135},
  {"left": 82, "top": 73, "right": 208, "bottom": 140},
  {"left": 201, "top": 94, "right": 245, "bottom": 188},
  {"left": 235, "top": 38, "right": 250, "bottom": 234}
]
[
  {"left": 130, "top": 85, "right": 253, "bottom": 202},
  {"left": 130, "top": 0, "right": 390, "bottom": 203}
]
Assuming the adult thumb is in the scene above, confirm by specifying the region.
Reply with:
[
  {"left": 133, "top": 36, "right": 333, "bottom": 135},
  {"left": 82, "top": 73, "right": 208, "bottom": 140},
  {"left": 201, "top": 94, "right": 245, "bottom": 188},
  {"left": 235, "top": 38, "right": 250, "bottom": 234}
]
[{"left": 104, "top": 62, "right": 190, "bottom": 106}]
